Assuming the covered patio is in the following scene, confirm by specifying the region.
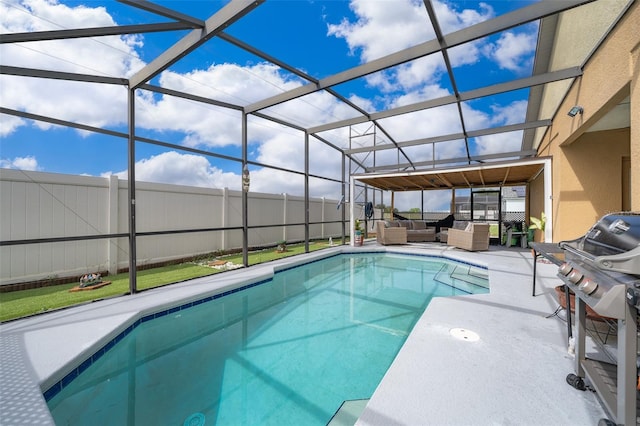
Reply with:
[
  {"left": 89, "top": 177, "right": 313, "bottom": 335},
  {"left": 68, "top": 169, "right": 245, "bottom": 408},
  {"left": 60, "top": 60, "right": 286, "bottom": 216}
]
[{"left": 350, "top": 157, "right": 553, "bottom": 246}]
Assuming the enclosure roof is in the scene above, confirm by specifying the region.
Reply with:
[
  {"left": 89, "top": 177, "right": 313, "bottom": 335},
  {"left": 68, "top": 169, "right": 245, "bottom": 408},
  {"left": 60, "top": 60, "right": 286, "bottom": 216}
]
[{"left": 2, "top": 0, "right": 626, "bottom": 185}]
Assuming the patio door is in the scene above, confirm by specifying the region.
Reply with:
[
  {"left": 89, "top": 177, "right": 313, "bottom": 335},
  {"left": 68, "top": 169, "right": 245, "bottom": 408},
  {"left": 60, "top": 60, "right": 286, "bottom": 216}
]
[{"left": 471, "top": 189, "right": 500, "bottom": 241}]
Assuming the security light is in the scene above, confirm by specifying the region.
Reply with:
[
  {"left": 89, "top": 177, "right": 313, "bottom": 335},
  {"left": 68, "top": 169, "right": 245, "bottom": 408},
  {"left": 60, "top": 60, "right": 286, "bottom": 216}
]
[{"left": 567, "top": 106, "right": 583, "bottom": 117}]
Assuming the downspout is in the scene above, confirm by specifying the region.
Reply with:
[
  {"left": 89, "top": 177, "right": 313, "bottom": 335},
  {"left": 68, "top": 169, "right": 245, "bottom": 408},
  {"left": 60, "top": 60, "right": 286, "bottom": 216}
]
[{"left": 543, "top": 157, "right": 553, "bottom": 242}]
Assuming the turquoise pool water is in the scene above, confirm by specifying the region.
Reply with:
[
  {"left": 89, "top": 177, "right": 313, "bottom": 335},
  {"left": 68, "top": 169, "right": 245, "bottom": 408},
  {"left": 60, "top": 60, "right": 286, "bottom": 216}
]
[{"left": 47, "top": 253, "right": 488, "bottom": 425}]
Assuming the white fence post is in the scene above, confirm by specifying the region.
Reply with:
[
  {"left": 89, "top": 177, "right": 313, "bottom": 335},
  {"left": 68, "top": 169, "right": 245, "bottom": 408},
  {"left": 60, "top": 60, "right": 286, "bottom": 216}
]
[
  {"left": 282, "top": 193, "right": 288, "bottom": 242},
  {"left": 107, "top": 175, "right": 119, "bottom": 275},
  {"left": 321, "top": 197, "right": 326, "bottom": 239},
  {"left": 222, "top": 187, "right": 228, "bottom": 251}
]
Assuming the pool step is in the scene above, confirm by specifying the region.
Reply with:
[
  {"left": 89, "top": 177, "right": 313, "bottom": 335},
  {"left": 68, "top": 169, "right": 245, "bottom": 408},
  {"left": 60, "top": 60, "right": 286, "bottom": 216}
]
[
  {"left": 327, "top": 399, "right": 369, "bottom": 426},
  {"left": 451, "top": 266, "right": 489, "bottom": 289},
  {"left": 434, "top": 264, "right": 489, "bottom": 294}
]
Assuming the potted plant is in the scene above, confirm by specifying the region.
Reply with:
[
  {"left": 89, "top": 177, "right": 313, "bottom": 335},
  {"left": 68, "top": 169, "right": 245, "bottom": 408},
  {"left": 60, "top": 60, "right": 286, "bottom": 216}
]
[
  {"left": 528, "top": 212, "right": 546, "bottom": 243},
  {"left": 354, "top": 220, "right": 363, "bottom": 246}
]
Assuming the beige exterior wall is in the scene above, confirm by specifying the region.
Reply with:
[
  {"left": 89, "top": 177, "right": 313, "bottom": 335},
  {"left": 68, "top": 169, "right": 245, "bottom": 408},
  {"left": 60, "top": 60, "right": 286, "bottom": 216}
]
[
  {"left": 533, "top": 0, "right": 631, "bottom": 145},
  {"left": 631, "top": 37, "right": 640, "bottom": 210},
  {"left": 528, "top": 172, "right": 545, "bottom": 242},
  {"left": 534, "top": 1, "right": 639, "bottom": 242},
  {"left": 548, "top": 129, "right": 629, "bottom": 241}
]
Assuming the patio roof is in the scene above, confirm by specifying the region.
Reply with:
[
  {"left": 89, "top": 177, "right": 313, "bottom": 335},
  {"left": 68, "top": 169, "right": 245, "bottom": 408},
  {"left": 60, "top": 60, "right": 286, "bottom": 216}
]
[{"left": 354, "top": 158, "right": 547, "bottom": 192}]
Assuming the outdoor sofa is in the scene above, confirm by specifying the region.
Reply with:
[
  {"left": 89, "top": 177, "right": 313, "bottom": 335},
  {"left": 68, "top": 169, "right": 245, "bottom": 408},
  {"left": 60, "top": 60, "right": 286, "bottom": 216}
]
[
  {"left": 379, "top": 220, "right": 436, "bottom": 243},
  {"left": 376, "top": 221, "right": 407, "bottom": 245}
]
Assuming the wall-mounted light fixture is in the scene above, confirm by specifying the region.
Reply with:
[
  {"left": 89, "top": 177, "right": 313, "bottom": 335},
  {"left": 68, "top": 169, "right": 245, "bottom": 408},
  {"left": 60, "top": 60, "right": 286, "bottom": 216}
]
[{"left": 567, "top": 106, "right": 583, "bottom": 117}]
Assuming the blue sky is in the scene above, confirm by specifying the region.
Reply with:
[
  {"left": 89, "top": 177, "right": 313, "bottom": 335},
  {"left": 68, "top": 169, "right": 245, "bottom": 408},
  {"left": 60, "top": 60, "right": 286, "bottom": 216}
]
[{"left": 0, "top": 0, "right": 538, "bottom": 210}]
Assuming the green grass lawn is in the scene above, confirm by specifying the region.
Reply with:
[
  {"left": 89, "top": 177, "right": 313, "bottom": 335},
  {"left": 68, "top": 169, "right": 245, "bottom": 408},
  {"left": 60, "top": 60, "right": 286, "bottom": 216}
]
[
  {"left": 0, "top": 264, "right": 218, "bottom": 322},
  {"left": 220, "top": 239, "right": 335, "bottom": 265},
  {"left": 0, "top": 240, "right": 340, "bottom": 322}
]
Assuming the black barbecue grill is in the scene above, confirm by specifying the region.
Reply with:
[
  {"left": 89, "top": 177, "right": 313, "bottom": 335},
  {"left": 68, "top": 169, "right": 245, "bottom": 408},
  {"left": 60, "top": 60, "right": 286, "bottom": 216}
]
[{"left": 556, "top": 212, "right": 640, "bottom": 425}]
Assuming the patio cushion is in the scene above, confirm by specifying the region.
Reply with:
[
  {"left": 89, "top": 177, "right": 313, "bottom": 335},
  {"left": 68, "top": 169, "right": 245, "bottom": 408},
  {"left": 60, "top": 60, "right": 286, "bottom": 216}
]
[
  {"left": 412, "top": 220, "right": 426, "bottom": 230},
  {"left": 452, "top": 220, "right": 468, "bottom": 230},
  {"left": 398, "top": 220, "right": 413, "bottom": 229}
]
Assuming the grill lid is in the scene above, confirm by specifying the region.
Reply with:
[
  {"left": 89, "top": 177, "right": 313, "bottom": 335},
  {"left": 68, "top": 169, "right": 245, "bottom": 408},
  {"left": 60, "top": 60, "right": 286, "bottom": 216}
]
[
  {"left": 580, "top": 212, "right": 640, "bottom": 255},
  {"left": 560, "top": 212, "right": 640, "bottom": 276}
]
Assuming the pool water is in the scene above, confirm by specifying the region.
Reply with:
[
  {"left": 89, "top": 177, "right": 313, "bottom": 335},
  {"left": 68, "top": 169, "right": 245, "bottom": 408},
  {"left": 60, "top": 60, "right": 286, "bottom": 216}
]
[{"left": 47, "top": 253, "right": 488, "bottom": 425}]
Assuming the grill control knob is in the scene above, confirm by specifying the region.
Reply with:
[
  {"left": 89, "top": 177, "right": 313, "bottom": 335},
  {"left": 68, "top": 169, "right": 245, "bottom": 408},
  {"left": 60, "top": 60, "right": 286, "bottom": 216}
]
[
  {"left": 558, "top": 263, "right": 573, "bottom": 276},
  {"left": 567, "top": 270, "right": 583, "bottom": 284},
  {"left": 626, "top": 287, "right": 638, "bottom": 307},
  {"left": 578, "top": 278, "right": 598, "bottom": 295}
]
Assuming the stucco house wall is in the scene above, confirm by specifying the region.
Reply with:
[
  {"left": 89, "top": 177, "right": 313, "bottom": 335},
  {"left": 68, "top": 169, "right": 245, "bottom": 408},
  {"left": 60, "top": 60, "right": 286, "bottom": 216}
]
[
  {"left": 552, "top": 129, "right": 629, "bottom": 241},
  {"left": 533, "top": 1, "right": 639, "bottom": 242}
]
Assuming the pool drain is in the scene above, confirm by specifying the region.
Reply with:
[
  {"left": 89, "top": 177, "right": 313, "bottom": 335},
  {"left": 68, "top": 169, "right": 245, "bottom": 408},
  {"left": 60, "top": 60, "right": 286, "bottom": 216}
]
[
  {"left": 449, "top": 328, "right": 480, "bottom": 342},
  {"left": 184, "top": 412, "right": 205, "bottom": 426}
]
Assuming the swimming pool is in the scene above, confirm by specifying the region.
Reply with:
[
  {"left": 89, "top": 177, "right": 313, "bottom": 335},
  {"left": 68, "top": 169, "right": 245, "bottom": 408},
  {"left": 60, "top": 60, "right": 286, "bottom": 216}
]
[{"left": 45, "top": 253, "right": 488, "bottom": 425}]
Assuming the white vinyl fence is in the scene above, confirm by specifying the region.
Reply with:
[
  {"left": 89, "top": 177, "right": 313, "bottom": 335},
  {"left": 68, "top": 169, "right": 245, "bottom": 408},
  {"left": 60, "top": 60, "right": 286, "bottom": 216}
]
[{"left": 0, "top": 169, "right": 359, "bottom": 285}]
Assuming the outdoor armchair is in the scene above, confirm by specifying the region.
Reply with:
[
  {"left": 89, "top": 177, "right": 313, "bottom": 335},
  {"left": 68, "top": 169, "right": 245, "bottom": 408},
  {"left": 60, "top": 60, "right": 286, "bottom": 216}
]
[{"left": 446, "top": 222, "right": 490, "bottom": 251}]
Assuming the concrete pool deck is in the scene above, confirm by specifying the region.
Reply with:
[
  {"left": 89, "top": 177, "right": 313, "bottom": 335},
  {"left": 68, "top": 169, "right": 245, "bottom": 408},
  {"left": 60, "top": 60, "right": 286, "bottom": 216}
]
[{"left": 0, "top": 243, "right": 610, "bottom": 425}]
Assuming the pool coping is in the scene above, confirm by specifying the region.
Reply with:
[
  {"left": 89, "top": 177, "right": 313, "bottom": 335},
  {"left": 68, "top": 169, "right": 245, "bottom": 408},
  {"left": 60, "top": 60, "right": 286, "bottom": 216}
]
[{"left": 0, "top": 244, "right": 609, "bottom": 425}]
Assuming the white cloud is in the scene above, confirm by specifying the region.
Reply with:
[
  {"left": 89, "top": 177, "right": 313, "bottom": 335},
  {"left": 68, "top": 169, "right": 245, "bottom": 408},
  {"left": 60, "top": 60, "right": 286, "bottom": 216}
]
[
  {"left": 484, "top": 30, "right": 537, "bottom": 73},
  {"left": 450, "top": 99, "right": 527, "bottom": 135},
  {"left": 434, "top": 1, "right": 494, "bottom": 30},
  {"left": 255, "top": 131, "right": 306, "bottom": 172},
  {"left": 490, "top": 100, "right": 528, "bottom": 126},
  {"left": 102, "top": 149, "right": 345, "bottom": 200},
  {"left": 366, "top": 56, "right": 447, "bottom": 94},
  {"left": 328, "top": 0, "right": 432, "bottom": 62},
  {"left": 326, "top": 0, "right": 494, "bottom": 109},
  {"left": 0, "top": 114, "right": 25, "bottom": 137},
  {"left": 0, "top": 0, "right": 143, "bottom": 132},
  {"left": 104, "top": 151, "right": 241, "bottom": 189},
  {"left": 0, "top": 155, "right": 39, "bottom": 170},
  {"left": 260, "top": 89, "right": 363, "bottom": 130},
  {"left": 389, "top": 83, "right": 451, "bottom": 108},
  {"left": 0, "top": 0, "right": 144, "bottom": 76},
  {"left": 378, "top": 103, "right": 461, "bottom": 140},
  {"left": 2, "top": 76, "right": 130, "bottom": 131},
  {"left": 474, "top": 130, "right": 524, "bottom": 156},
  {"left": 435, "top": 139, "right": 467, "bottom": 161},
  {"left": 156, "top": 63, "right": 304, "bottom": 109},
  {"left": 457, "top": 99, "right": 527, "bottom": 156}
]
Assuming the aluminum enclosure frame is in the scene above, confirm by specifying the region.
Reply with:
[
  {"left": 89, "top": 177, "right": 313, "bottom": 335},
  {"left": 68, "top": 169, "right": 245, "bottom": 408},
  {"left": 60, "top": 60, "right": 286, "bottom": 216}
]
[{"left": 0, "top": 0, "right": 596, "bottom": 288}]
